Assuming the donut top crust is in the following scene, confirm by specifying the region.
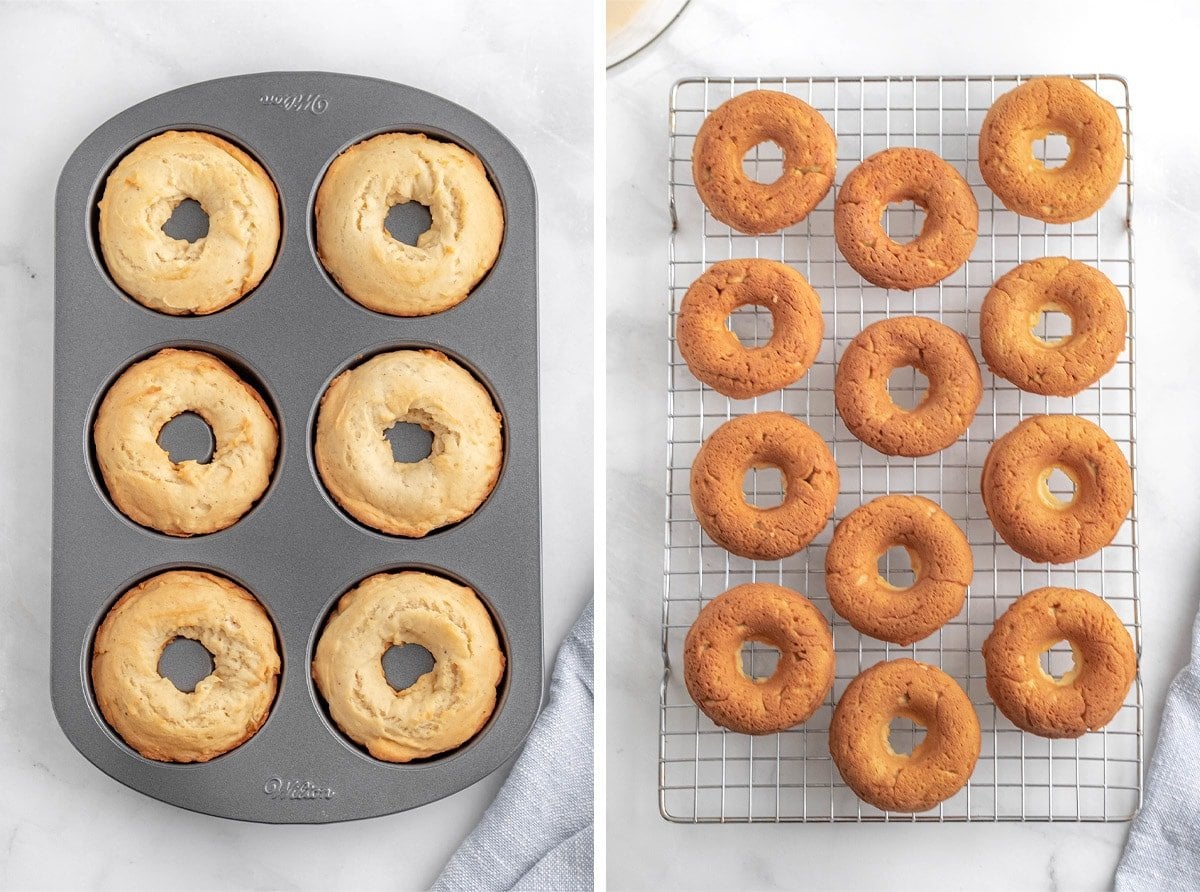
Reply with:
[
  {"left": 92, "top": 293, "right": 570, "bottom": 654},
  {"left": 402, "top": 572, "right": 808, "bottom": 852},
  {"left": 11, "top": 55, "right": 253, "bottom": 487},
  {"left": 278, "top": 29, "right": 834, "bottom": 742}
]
[
  {"left": 311, "top": 571, "right": 505, "bottom": 762},
  {"left": 315, "top": 132, "right": 504, "bottom": 316},
  {"left": 91, "top": 569, "right": 281, "bottom": 763},
  {"left": 983, "top": 586, "right": 1136, "bottom": 738},
  {"left": 980, "top": 414, "right": 1132, "bottom": 564},
  {"left": 93, "top": 348, "right": 279, "bottom": 537},
  {"left": 980, "top": 257, "right": 1126, "bottom": 397},
  {"left": 978, "top": 77, "right": 1124, "bottom": 224},
  {"left": 691, "top": 90, "right": 837, "bottom": 234},
  {"left": 834, "top": 147, "right": 978, "bottom": 291},
  {"left": 683, "top": 582, "right": 835, "bottom": 735},
  {"left": 676, "top": 258, "right": 825, "bottom": 399},
  {"left": 314, "top": 349, "right": 503, "bottom": 537},
  {"left": 97, "top": 130, "right": 281, "bottom": 315}
]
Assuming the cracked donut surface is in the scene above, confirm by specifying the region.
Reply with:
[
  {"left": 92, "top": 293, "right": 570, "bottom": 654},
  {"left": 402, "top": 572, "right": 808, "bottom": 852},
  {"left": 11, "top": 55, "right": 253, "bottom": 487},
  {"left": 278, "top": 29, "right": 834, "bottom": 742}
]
[
  {"left": 983, "top": 587, "right": 1135, "bottom": 738},
  {"left": 93, "top": 348, "right": 278, "bottom": 536},
  {"left": 91, "top": 570, "right": 281, "bottom": 763},
  {"left": 683, "top": 583, "right": 834, "bottom": 735},
  {"left": 677, "top": 258, "right": 824, "bottom": 399},
  {"left": 97, "top": 130, "right": 280, "bottom": 315},
  {"left": 829, "top": 658, "right": 980, "bottom": 812},
  {"left": 691, "top": 90, "right": 837, "bottom": 235},
  {"left": 980, "top": 257, "right": 1126, "bottom": 397},
  {"left": 834, "top": 315, "right": 982, "bottom": 457},
  {"left": 315, "top": 132, "right": 504, "bottom": 316},
  {"left": 979, "top": 77, "right": 1124, "bottom": 224},
  {"left": 825, "top": 495, "right": 972, "bottom": 645},
  {"left": 981, "top": 414, "right": 1132, "bottom": 563},
  {"left": 689, "top": 411, "right": 838, "bottom": 561},
  {"left": 834, "top": 147, "right": 978, "bottom": 291},
  {"left": 312, "top": 570, "right": 505, "bottom": 762}
]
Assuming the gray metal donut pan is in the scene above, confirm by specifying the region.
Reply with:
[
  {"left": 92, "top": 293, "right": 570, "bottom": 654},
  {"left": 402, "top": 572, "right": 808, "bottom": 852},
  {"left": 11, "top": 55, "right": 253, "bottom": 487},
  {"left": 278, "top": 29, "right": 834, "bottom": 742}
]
[{"left": 52, "top": 71, "right": 542, "bottom": 823}]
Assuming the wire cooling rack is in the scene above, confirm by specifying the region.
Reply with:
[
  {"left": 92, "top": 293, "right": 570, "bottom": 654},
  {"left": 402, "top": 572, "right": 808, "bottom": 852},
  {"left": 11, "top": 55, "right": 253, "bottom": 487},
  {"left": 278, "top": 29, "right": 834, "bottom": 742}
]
[{"left": 660, "top": 75, "right": 1141, "bottom": 823}]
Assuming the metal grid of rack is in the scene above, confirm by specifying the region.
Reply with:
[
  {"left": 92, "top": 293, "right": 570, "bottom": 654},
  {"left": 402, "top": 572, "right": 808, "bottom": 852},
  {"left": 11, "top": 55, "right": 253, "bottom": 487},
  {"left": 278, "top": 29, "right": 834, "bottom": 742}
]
[{"left": 661, "top": 75, "right": 1141, "bottom": 823}]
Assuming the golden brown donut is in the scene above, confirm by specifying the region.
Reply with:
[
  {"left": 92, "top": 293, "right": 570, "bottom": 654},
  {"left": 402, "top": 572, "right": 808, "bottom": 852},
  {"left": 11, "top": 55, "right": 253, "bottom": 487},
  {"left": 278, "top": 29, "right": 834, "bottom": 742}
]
[
  {"left": 981, "top": 415, "right": 1132, "bottom": 563},
  {"left": 93, "top": 349, "right": 278, "bottom": 536},
  {"left": 676, "top": 258, "right": 824, "bottom": 399},
  {"left": 829, "top": 659, "right": 980, "bottom": 812},
  {"left": 825, "top": 495, "right": 972, "bottom": 645},
  {"left": 91, "top": 570, "right": 281, "bottom": 763},
  {"left": 980, "top": 257, "right": 1126, "bottom": 396},
  {"left": 97, "top": 131, "right": 280, "bottom": 315},
  {"left": 691, "top": 90, "right": 837, "bottom": 235},
  {"left": 315, "top": 132, "right": 504, "bottom": 316},
  {"left": 834, "top": 316, "right": 982, "bottom": 457},
  {"left": 311, "top": 570, "right": 504, "bottom": 762},
  {"left": 690, "top": 412, "right": 838, "bottom": 560},
  {"left": 834, "top": 147, "right": 978, "bottom": 290},
  {"left": 984, "top": 587, "right": 1136, "bottom": 738},
  {"left": 683, "top": 583, "right": 834, "bottom": 734},
  {"left": 979, "top": 77, "right": 1125, "bottom": 223}
]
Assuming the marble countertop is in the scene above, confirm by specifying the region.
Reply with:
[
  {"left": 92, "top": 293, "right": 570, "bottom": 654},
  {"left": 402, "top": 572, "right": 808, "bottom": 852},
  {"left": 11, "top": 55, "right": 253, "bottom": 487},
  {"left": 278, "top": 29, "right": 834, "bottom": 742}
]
[
  {"left": 606, "top": 1, "right": 1200, "bottom": 888},
  {"left": 0, "top": 2, "right": 590, "bottom": 888}
]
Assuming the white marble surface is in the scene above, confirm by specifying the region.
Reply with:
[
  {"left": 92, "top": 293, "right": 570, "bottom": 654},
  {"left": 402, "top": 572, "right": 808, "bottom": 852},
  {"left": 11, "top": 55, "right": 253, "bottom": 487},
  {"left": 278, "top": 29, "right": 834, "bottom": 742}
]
[
  {"left": 607, "top": 1, "right": 1200, "bottom": 888},
  {"left": 0, "top": 2, "right": 590, "bottom": 889}
]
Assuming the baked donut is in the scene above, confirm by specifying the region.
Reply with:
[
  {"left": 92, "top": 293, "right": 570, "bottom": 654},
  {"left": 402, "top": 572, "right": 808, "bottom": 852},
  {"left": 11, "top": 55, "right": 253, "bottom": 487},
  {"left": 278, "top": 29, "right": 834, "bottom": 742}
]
[
  {"left": 314, "top": 349, "right": 503, "bottom": 537},
  {"left": 981, "top": 414, "right": 1132, "bottom": 563},
  {"left": 984, "top": 587, "right": 1136, "bottom": 738},
  {"left": 93, "top": 349, "right": 278, "bottom": 536},
  {"left": 980, "top": 257, "right": 1126, "bottom": 396},
  {"left": 690, "top": 412, "right": 838, "bottom": 560},
  {"left": 683, "top": 583, "right": 834, "bottom": 734},
  {"left": 825, "top": 495, "right": 972, "bottom": 645},
  {"left": 676, "top": 258, "right": 824, "bottom": 399},
  {"left": 829, "top": 659, "right": 980, "bottom": 812},
  {"left": 97, "top": 130, "right": 280, "bottom": 315},
  {"left": 979, "top": 77, "right": 1124, "bottom": 223},
  {"left": 91, "top": 570, "right": 280, "bottom": 763},
  {"left": 315, "top": 132, "right": 504, "bottom": 316},
  {"left": 834, "top": 316, "right": 982, "bottom": 457},
  {"left": 834, "top": 148, "right": 978, "bottom": 290},
  {"left": 691, "top": 90, "right": 836, "bottom": 234},
  {"left": 312, "top": 570, "right": 504, "bottom": 762}
]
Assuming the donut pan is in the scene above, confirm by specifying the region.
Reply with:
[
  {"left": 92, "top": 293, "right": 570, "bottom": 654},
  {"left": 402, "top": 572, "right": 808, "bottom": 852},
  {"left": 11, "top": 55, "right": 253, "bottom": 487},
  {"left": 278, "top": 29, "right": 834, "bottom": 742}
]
[
  {"left": 52, "top": 71, "right": 542, "bottom": 823},
  {"left": 661, "top": 75, "right": 1141, "bottom": 822}
]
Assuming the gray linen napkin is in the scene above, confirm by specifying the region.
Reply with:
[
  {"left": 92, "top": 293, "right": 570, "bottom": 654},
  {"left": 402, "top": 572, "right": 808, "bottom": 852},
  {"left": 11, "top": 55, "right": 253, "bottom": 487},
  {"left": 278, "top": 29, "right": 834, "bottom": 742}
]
[
  {"left": 433, "top": 601, "right": 594, "bottom": 892},
  {"left": 1116, "top": 609, "right": 1200, "bottom": 889}
]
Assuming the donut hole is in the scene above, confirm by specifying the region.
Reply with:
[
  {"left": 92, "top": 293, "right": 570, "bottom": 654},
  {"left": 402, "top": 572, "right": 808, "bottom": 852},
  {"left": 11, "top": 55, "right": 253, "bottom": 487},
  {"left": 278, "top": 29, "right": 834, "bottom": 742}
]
[
  {"left": 726, "top": 305, "right": 774, "bottom": 348},
  {"left": 1038, "top": 466, "right": 1078, "bottom": 508},
  {"left": 742, "top": 465, "right": 785, "bottom": 508},
  {"left": 161, "top": 197, "right": 210, "bottom": 243},
  {"left": 876, "top": 546, "right": 917, "bottom": 590},
  {"left": 887, "top": 716, "right": 927, "bottom": 757},
  {"left": 157, "top": 411, "right": 215, "bottom": 465},
  {"left": 1033, "top": 132, "right": 1071, "bottom": 170},
  {"left": 739, "top": 639, "right": 781, "bottom": 681},
  {"left": 740, "top": 140, "right": 785, "bottom": 185},
  {"left": 385, "top": 421, "right": 435, "bottom": 463},
  {"left": 886, "top": 365, "right": 929, "bottom": 411},
  {"left": 382, "top": 643, "right": 437, "bottom": 691},
  {"left": 384, "top": 200, "right": 434, "bottom": 247},
  {"left": 881, "top": 200, "right": 927, "bottom": 245},
  {"left": 1039, "top": 639, "right": 1082, "bottom": 685},
  {"left": 1032, "top": 306, "right": 1073, "bottom": 346},
  {"left": 158, "top": 636, "right": 215, "bottom": 693}
]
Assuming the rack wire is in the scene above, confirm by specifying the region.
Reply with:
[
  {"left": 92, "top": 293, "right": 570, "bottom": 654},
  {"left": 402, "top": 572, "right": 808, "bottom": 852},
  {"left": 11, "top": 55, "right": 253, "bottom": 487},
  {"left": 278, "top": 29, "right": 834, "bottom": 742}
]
[{"left": 660, "top": 75, "right": 1140, "bottom": 823}]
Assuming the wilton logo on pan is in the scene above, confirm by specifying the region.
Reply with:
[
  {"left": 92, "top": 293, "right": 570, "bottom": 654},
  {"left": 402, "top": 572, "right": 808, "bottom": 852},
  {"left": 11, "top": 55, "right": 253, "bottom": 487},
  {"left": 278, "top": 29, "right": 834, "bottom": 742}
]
[
  {"left": 258, "top": 93, "right": 330, "bottom": 115},
  {"left": 263, "top": 777, "right": 336, "bottom": 800}
]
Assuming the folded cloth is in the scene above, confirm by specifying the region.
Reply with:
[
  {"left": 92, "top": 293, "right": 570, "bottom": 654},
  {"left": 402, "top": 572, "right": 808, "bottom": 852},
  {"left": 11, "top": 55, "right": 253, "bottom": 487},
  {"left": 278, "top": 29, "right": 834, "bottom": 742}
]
[
  {"left": 433, "top": 601, "right": 594, "bottom": 892},
  {"left": 1116, "top": 609, "right": 1200, "bottom": 890}
]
